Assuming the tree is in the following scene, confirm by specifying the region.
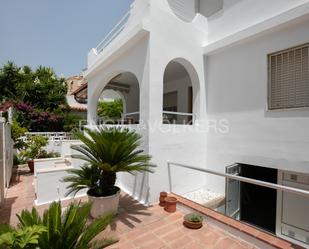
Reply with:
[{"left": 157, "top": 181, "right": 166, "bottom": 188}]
[
  {"left": 0, "top": 62, "right": 73, "bottom": 131},
  {"left": 0, "top": 62, "right": 67, "bottom": 110},
  {"left": 97, "top": 99, "right": 123, "bottom": 120},
  {"left": 0, "top": 62, "right": 21, "bottom": 101}
]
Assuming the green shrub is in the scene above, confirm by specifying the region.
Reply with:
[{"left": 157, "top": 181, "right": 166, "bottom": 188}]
[
  {"left": 37, "top": 151, "right": 61, "bottom": 159},
  {"left": 0, "top": 224, "right": 46, "bottom": 249},
  {"left": 97, "top": 99, "right": 123, "bottom": 120},
  {"left": 20, "top": 136, "right": 48, "bottom": 161},
  {"left": 17, "top": 201, "right": 117, "bottom": 249},
  {"left": 11, "top": 120, "right": 28, "bottom": 149},
  {"left": 13, "top": 154, "right": 26, "bottom": 166},
  {"left": 185, "top": 213, "right": 203, "bottom": 223},
  {"left": 63, "top": 113, "right": 83, "bottom": 132}
]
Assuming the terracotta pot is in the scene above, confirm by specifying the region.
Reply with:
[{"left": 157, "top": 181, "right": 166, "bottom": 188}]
[
  {"left": 87, "top": 187, "right": 121, "bottom": 218},
  {"left": 183, "top": 214, "right": 203, "bottom": 229},
  {"left": 183, "top": 219, "right": 203, "bottom": 229},
  {"left": 164, "top": 196, "right": 177, "bottom": 213},
  {"left": 159, "top": 192, "right": 168, "bottom": 207},
  {"left": 27, "top": 160, "right": 34, "bottom": 173}
]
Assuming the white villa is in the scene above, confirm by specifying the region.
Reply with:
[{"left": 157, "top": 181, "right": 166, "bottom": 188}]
[{"left": 26, "top": 0, "right": 309, "bottom": 248}]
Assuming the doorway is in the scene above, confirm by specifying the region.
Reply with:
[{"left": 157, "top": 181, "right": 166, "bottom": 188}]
[
  {"left": 240, "top": 164, "right": 277, "bottom": 233},
  {"left": 225, "top": 163, "right": 278, "bottom": 233}
]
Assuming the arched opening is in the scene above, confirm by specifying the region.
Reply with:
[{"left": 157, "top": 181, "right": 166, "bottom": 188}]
[
  {"left": 163, "top": 59, "right": 198, "bottom": 125},
  {"left": 96, "top": 72, "right": 140, "bottom": 124}
]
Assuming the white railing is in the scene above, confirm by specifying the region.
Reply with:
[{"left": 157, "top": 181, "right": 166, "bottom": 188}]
[
  {"left": 21, "top": 132, "right": 73, "bottom": 142},
  {"left": 95, "top": 9, "right": 131, "bottom": 54},
  {"left": 122, "top": 111, "right": 140, "bottom": 118},
  {"left": 167, "top": 162, "right": 309, "bottom": 197},
  {"left": 163, "top": 111, "right": 195, "bottom": 124},
  {"left": 96, "top": 112, "right": 140, "bottom": 125}
]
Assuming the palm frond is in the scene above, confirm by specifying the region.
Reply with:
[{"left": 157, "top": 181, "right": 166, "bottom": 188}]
[{"left": 64, "top": 127, "right": 156, "bottom": 196}]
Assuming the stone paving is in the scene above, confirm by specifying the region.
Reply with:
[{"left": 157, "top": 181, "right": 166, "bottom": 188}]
[{"left": 0, "top": 166, "right": 256, "bottom": 249}]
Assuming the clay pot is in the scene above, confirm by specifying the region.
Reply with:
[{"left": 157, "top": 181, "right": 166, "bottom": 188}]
[
  {"left": 27, "top": 160, "right": 34, "bottom": 173},
  {"left": 159, "top": 192, "right": 168, "bottom": 207},
  {"left": 164, "top": 196, "right": 177, "bottom": 213},
  {"left": 183, "top": 214, "right": 203, "bottom": 229}
]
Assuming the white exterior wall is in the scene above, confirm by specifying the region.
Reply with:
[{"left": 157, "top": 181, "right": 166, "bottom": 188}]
[
  {"left": 205, "top": 17, "right": 309, "bottom": 178},
  {"left": 207, "top": 0, "right": 309, "bottom": 43},
  {"left": 86, "top": 34, "right": 151, "bottom": 203},
  {"left": 84, "top": 0, "right": 309, "bottom": 214},
  {"left": 144, "top": 0, "right": 208, "bottom": 202}
]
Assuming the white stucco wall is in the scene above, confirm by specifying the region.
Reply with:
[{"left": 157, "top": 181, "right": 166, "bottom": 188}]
[
  {"left": 85, "top": 0, "right": 309, "bottom": 209},
  {"left": 86, "top": 35, "right": 151, "bottom": 204},
  {"left": 143, "top": 0, "right": 208, "bottom": 203},
  {"left": 207, "top": 0, "right": 309, "bottom": 43},
  {"left": 205, "top": 17, "right": 309, "bottom": 182}
]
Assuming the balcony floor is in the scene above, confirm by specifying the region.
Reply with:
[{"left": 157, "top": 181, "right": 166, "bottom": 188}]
[{"left": 0, "top": 166, "right": 256, "bottom": 249}]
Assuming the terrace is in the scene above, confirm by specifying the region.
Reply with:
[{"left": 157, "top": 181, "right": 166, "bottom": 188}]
[{"left": 0, "top": 165, "right": 304, "bottom": 249}]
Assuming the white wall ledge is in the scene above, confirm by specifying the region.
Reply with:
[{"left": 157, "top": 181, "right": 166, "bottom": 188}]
[
  {"left": 36, "top": 166, "right": 73, "bottom": 174},
  {"left": 204, "top": 2, "right": 309, "bottom": 55},
  {"left": 34, "top": 157, "right": 63, "bottom": 163},
  {"left": 85, "top": 22, "right": 150, "bottom": 79}
]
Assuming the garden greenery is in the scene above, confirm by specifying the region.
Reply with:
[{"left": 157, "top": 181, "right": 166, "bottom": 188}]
[
  {"left": 97, "top": 99, "right": 123, "bottom": 120},
  {"left": 0, "top": 62, "right": 81, "bottom": 132},
  {"left": 0, "top": 201, "right": 116, "bottom": 249}
]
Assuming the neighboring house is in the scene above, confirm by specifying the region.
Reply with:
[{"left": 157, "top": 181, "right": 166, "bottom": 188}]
[
  {"left": 83, "top": 0, "right": 309, "bottom": 247},
  {"left": 66, "top": 76, "right": 87, "bottom": 118}
]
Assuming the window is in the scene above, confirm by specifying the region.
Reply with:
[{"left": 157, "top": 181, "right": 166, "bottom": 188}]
[{"left": 268, "top": 44, "right": 309, "bottom": 110}]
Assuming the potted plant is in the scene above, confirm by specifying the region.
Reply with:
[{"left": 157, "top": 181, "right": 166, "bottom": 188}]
[
  {"left": 62, "top": 127, "right": 156, "bottom": 218},
  {"left": 20, "top": 135, "right": 48, "bottom": 173},
  {"left": 183, "top": 213, "right": 203, "bottom": 229}
]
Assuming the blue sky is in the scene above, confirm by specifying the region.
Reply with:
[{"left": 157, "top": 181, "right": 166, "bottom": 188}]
[{"left": 0, "top": 0, "right": 133, "bottom": 77}]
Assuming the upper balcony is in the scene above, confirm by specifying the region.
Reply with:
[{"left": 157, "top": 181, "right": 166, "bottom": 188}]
[{"left": 86, "top": 0, "right": 150, "bottom": 75}]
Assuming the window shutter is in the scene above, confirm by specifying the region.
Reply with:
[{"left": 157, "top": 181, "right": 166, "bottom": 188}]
[{"left": 268, "top": 44, "right": 309, "bottom": 110}]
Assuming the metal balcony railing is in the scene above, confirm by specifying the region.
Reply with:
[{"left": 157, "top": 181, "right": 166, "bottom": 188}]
[
  {"left": 95, "top": 9, "right": 131, "bottom": 54},
  {"left": 167, "top": 161, "right": 309, "bottom": 247},
  {"left": 163, "top": 111, "right": 195, "bottom": 125}
]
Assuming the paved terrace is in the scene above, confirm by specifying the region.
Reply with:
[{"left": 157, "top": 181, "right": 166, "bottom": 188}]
[{"left": 0, "top": 166, "right": 268, "bottom": 249}]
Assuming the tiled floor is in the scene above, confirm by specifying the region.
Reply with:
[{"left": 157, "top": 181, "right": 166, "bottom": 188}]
[{"left": 0, "top": 166, "right": 256, "bottom": 249}]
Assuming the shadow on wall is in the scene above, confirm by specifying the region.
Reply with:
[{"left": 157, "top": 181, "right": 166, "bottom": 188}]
[
  {"left": 264, "top": 109, "right": 309, "bottom": 118},
  {"left": 207, "top": 0, "right": 244, "bottom": 20}
]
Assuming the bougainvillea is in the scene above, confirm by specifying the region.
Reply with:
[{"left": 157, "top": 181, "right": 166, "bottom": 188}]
[{"left": 15, "top": 101, "right": 64, "bottom": 132}]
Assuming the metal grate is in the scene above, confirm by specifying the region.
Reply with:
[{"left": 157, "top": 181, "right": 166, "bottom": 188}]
[{"left": 268, "top": 44, "right": 309, "bottom": 110}]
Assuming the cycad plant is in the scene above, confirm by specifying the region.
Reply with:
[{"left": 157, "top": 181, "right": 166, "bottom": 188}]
[
  {"left": 0, "top": 224, "right": 46, "bottom": 249},
  {"left": 63, "top": 127, "right": 155, "bottom": 197},
  {"left": 15, "top": 201, "right": 116, "bottom": 249}
]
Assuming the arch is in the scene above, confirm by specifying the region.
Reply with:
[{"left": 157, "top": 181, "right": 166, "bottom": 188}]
[
  {"left": 94, "top": 71, "right": 140, "bottom": 125},
  {"left": 162, "top": 58, "right": 200, "bottom": 125}
]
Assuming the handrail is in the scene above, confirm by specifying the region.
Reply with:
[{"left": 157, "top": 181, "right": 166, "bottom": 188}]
[
  {"left": 123, "top": 112, "right": 140, "bottom": 116},
  {"left": 167, "top": 161, "right": 309, "bottom": 198},
  {"left": 163, "top": 111, "right": 193, "bottom": 116},
  {"left": 21, "top": 132, "right": 73, "bottom": 141},
  {"left": 95, "top": 9, "right": 131, "bottom": 53}
]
